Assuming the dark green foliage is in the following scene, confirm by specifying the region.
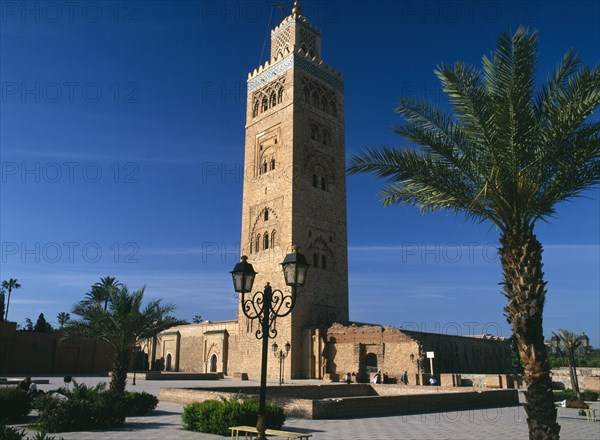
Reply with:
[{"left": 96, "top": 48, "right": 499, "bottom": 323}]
[
  {"left": 34, "top": 313, "right": 53, "bottom": 332},
  {"left": 33, "top": 382, "right": 126, "bottom": 433},
  {"left": 182, "top": 397, "right": 285, "bottom": 436},
  {"left": 0, "top": 424, "right": 26, "bottom": 440},
  {"left": 33, "top": 382, "right": 158, "bottom": 433},
  {"left": 0, "top": 388, "right": 31, "bottom": 423},
  {"left": 553, "top": 390, "right": 599, "bottom": 402},
  {"left": 122, "top": 391, "right": 159, "bottom": 416}
]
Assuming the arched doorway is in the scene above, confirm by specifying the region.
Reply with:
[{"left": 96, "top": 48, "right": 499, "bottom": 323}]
[
  {"left": 365, "top": 352, "right": 378, "bottom": 374},
  {"left": 209, "top": 354, "right": 218, "bottom": 373},
  {"left": 165, "top": 353, "right": 172, "bottom": 371}
]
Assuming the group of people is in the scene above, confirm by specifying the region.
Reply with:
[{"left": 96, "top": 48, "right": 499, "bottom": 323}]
[
  {"left": 341, "top": 371, "right": 435, "bottom": 386},
  {"left": 17, "top": 376, "right": 44, "bottom": 397}
]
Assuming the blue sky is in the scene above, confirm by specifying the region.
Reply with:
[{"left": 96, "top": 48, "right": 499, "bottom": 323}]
[{"left": 1, "top": 1, "right": 598, "bottom": 345}]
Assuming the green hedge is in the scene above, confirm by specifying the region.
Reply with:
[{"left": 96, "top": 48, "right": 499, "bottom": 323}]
[
  {"left": 123, "top": 391, "right": 159, "bottom": 417},
  {"left": 182, "top": 397, "right": 285, "bottom": 436},
  {"left": 0, "top": 388, "right": 31, "bottom": 423},
  {"left": 33, "top": 382, "right": 158, "bottom": 433},
  {"left": 553, "top": 390, "right": 599, "bottom": 401}
]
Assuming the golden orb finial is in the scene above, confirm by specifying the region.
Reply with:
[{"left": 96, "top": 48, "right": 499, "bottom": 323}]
[{"left": 291, "top": 0, "right": 302, "bottom": 17}]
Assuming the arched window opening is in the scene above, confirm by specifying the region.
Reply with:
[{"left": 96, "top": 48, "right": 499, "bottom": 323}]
[
  {"left": 321, "top": 255, "right": 327, "bottom": 269},
  {"left": 262, "top": 96, "right": 268, "bottom": 112},
  {"left": 312, "top": 174, "right": 318, "bottom": 187},
  {"left": 277, "top": 87, "right": 284, "bottom": 104},
  {"left": 270, "top": 92, "right": 277, "bottom": 108},
  {"left": 313, "top": 253, "right": 319, "bottom": 268},
  {"left": 253, "top": 100, "right": 259, "bottom": 117},
  {"left": 311, "top": 125, "right": 319, "bottom": 141},
  {"left": 165, "top": 353, "right": 173, "bottom": 372},
  {"left": 321, "top": 177, "right": 327, "bottom": 191},
  {"left": 321, "top": 97, "right": 328, "bottom": 112},
  {"left": 264, "top": 209, "right": 269, "bottom": 221},
  {"left": 270, "top": 158, "right": 276, "bottom": 170},
  {"left": 331, "top": 100, "right": 337, "bottom": 118},
  {"left": 209, "top": 354, "right": 218, "bottom": 373},
  {"left": 263, "top": 162, "right": 268, "bottom": 174},
  {"left": 250, "top": 240, "right": 253, "bottom": 254},
  {"left": 256, "top": 234, "right": 261, "bottom": 252},
  {"left": 263, "top": 233, "right": 269, "bottom": 250},
  {"left": 312, "top": 91, "right": 319, "bottom": 107},
  {"left": 271, "top": 230, "right": 277, "bottom": 248}
]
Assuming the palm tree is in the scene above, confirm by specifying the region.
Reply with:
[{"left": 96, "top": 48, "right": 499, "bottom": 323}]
[
  {"left": 348, "top": 27, "right": 599, "bottom": 439},
  {"left": 57, "top": 312, "right": 71, "bottom": 329},
  {"left": 93, "top": 276, "right": 122, "bottom": 310},
  {"left": 2, "top": 278, "right": 22, "bottom": 321},
  {"left": 64, "top": 281, "right": 183, "bottom": 393},
  {"left": 553, "top": 329, "right": 584, "bottom": 402},
  {"left": 192, "top": 315, "right": 203, "bottom": 324},
  {"left": 0, "top": 288, "right": 5, "bottom": 322}
]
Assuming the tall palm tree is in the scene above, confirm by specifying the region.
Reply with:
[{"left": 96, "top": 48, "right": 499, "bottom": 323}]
[
  {"left": 348, "top": 27, "right": 599, "bottom": 439},
  {"left": 57, "top": 312, "right": 71, "bottom": 329},
  {"left": 93, "top": 276, "right": 122, "bottom": 310},
  {"left": 2, "top": 278, "right": 22, "bottom": 321},
  {"left": 64, "top": 282, "right": 183, "bottom": 393},
  {"left": 553, "top": 329, "right": 584, "bottom": 401}
]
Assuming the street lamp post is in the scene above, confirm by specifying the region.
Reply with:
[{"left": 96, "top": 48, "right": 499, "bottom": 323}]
[
  {"left": 272, "top": 341, "right": 291, "bottom": 385},
  {"left": 230, "top": 248, "right": 308, "bottom": 440}
]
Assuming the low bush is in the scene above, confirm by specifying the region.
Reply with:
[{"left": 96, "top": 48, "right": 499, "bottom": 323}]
[
  {"left": 33, "top": 382, "right": 126, "bottom": 433},
  {"left": 182, "top": 397, "right": 285, "bottom": 436},
  {"left": 123, "top": 391, "right": 159, "bottom": 416},
  {"left": 553, "top": 390, "right": 599, "bottom": 401},
  {"left": 0, "top": 424, "right": 26, "bottom": 440},
  {"left": 0, "top": 388, "right": 31, "bottom": 423}
]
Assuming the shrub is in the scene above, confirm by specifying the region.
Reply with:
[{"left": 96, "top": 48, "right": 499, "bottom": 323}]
[
  {"left": 123, "top": 391, "right": 159, "bottom": 416},
  {"left": 553, "top": 390, "right": 599, "bottom": 401},
  {"left": 182, "top": 397, "right": 285, "bottom": 436},
  {"left": 0, "top": 424, "right": 26, "bottom": 440},
  {"left": 0, "top": 388, "right": 31, "bottom": 423},
  {"left": 33, "top": 381, "right": 127, "bottom": 433}
]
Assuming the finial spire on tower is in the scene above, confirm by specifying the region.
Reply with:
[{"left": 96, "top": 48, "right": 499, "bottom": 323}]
[{"left": 291, "top": 0, "right": 302, "bottom": 18}]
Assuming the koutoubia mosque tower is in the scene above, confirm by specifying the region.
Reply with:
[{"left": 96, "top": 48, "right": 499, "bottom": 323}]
[
  {"left": 238, "top": 0, "right": 349, "bottom": 379},
  {"left": 149, "top": 1, "right": 510, "bottom": 382}
]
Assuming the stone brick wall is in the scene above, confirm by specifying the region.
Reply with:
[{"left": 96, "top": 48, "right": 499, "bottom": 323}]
[
  {"left": 0, "top": 321, "right": 112, "bottom": 374},
  {"left": 550, "top": 367, "right": 600, "bottom": 391},
  {"left": 311, "top": 390, "right": 519, "bottom": 419},
  {"left": 324, "top": 324, "right": 511, "bottom": 382},
  {"left": 160, "top": 385, "right": 519, "bottom": 419}
]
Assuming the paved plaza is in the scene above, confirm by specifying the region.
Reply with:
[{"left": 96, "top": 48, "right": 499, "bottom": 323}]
[{"left": 7, "top": 376, "right": 600, "bottom": 439}]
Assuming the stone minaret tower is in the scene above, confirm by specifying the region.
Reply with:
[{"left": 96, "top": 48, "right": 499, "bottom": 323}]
[{"left": 237, "top": 0, "right": 348, "bottom": 379}]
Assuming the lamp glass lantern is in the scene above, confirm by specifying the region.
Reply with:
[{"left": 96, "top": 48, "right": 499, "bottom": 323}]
[
  {"left": 280, "top": 249, "right": 309, "bottom": 287},
  {"left": 230, "top": 256, "right": 257, "bottom": 293}
]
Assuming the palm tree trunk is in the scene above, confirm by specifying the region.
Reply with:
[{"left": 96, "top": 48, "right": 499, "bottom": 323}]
[
  {"left": 569, "top": 350, "right": 582, "bottom": 400},
  {"left": 5, "top": 288, "right": 12, "bottom": 321},
  {"left": 110, "top": 349, "right": 131, "bottom": 394},
  {"left": 500, "top": 226, "right": 560, "bottom": 440}
]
